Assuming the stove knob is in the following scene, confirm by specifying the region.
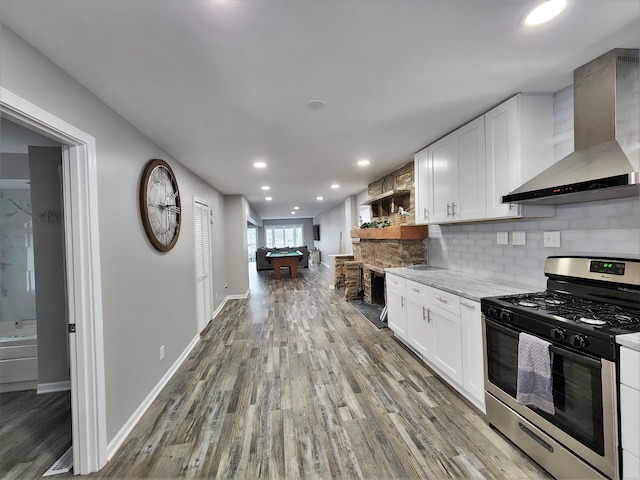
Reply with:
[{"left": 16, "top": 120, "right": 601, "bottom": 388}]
[
  {"left": 551, "top": 328, "right": 566, "bottom": 341},
  {"left": 500, "top": 311, "right": 513, "bottom": 323},
  {"left": 569, "top": 334, "right": 586, "bottom": 349},
  {"left": 487, "top": 307, "right": 498, "bottom": 318}
]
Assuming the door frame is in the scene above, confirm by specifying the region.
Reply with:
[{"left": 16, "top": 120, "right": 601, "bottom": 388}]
[{"left": 1, "top": 88, "right": 107, "bottom": 474}]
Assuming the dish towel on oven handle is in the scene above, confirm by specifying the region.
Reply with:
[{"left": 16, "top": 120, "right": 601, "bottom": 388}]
[{"left": 516, "top": 332, "right": 555, "bottom": 415}]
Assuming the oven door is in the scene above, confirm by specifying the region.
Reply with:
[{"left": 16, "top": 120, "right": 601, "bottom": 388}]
[{"left": 483, "top": 317, "right": 618, "bottom": 479}]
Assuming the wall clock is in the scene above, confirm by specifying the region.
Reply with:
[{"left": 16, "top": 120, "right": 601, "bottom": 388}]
[{"left": 139, "top": 159, "right": 181, "bottom": 252}]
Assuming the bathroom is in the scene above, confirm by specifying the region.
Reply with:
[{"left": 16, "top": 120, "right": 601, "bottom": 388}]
[{"left": 0, "top": 118, "right": 69, "bottom": 393}]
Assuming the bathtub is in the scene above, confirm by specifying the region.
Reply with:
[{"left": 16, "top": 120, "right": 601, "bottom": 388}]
[{"left": 0, "top": 334, "right": 38, "bottom": 392}]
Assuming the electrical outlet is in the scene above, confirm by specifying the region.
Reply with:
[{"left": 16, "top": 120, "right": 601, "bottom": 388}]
[
  {"left": 497, "top": 232, "right": 509, "bottom": 245},
  {"left": 512, "top": 231, "right": 526, "bottom": 246},
  {"left": 215, "top": 292, "right": 219, "bottom": 301},
  {"left": 160, "top": 345, "right": 165, "bottom": 361},
  {"left": 224, "top": 283, "right": 228, "bottom": 289},
  {"left": 544, "top": 231, "right": 561, "bottom": 248}
]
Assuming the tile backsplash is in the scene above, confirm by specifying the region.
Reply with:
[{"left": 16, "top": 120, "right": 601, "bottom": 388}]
[
  {"left": 427, "top": 85, "right": 640, "bottom": 289},
  {"left": 427, "top": 197, "right": 640, "bottom": 289}
]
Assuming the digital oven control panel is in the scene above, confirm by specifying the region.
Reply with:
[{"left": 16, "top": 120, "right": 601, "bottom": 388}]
[
  {"left": 589, "top": 260, "right": 625, "bottom": 276},
  {"left": 544, "top": 257, "right": 640, "bottom": 286}
]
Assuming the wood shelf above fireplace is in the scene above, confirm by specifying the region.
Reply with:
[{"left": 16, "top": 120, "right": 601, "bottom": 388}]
[{"left": 350, "top": 225, "right": 428, "bottom": 240}]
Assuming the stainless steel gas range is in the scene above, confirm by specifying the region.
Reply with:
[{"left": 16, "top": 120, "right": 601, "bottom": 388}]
[{"left": 482, "top": 256, "right": 640, "bottom": 480}]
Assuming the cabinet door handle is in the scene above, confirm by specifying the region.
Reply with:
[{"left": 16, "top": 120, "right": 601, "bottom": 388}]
[
  {"left": 436, "top": 297, "right": 448, "bottom": 304},
  {"left": 411, "top": 287, "right": 421, "bottom": 293},
  {"left": 422, "top": 306, "right": 427, "bottom": 321},
  {"left": 452, "top": 203, "right": 457, "bottom": 216},
  {"left": 423, "top": 208, "right": 428, "bottom": 220},
  {"left": 446, "top": 203, "right": 452, "bottom": 217},
  {"left": 401, "top": 296, "right": 405, "bottom": 308},
  {"left": 461, "top": 301, "right": 475, "bottom": 309}
]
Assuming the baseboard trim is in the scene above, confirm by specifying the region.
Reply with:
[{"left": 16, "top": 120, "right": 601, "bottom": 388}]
[
  {"left": 226, "top": 289, "right": 250, "bottom": 300},
  {"left": 106, "top": 333, "right": 200, "bottom": 460},
  {"left": 37, "top": 380, "right": 71, "bottom": 394}
]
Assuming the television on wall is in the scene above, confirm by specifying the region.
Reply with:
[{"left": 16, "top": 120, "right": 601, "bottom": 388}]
[{"left": 313, "top": 224, "right": 320, "bottom": 241}]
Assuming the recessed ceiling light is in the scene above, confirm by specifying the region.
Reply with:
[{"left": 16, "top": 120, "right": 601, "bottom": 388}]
[
  {"left": 265, "top": 197, "right": 272, "bottom": 201},
  {"left": 291, "top": 211, "right": 296, "bottom": 215},
  {"left": 254, "top": 161, "right": 266, "bottom": 168},
  {"left": 307, "top": 99, "right": 326, "bottom": 110},
  {"left": 261, "top": 185, "right": 270, "bottom": 190},
  {"left": 294, "top": 206, "right": 299, "bottom": 210},
  {"left": 523, "top": 0, "right": 566, "bottom": 26},
  {"left": 317, "top": 196, "right": 323, "bottom": 201},
  {"left": 358, "top": 159, "right": 370, "bottom": 166},
  {"left": 331, "top": 184, "right": 340, "bottom": 189}
]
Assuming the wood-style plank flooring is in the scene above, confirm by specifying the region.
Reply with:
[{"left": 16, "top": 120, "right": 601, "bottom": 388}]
[
  {"left": 0, "top": 389, "right": 71, "bottom": 479},
  {"left": 87, "top": 263, "right": 550, "bottom": 479}
]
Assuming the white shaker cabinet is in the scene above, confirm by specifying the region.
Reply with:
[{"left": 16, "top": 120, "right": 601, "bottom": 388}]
[
  {"left": 460, "top": 299, "right": 484, "bottom": 408},
  {"left": 485, "top": 93, "right": 556, "bottom": 220},
  {"left": 386, "top": 274, "right": 407, "bottom": 341},
  {"left": 414, "top": 147, "right": 430, "bottom": 224},
  {"left": 428, "top": 288, "right": 463, "bottom": 384},
  {"left": 414, "top": 93, "right": 556, "bottom": 225},
  {"left": 427, "top": 116, "right": 486, "bottom": 224},
  {"left": 385, "top": 274, "right": 486, "bottom": 412},
  {"left": 406, "top": 280, "right": 432, "bottom": 359},
  {"left": 620, "top": 346, "right": 640, "bottom": 479}
]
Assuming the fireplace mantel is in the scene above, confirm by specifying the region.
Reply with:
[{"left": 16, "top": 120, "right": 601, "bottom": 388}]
[{"left": 350, "top": 224, "right": 428, "bottom": 240}]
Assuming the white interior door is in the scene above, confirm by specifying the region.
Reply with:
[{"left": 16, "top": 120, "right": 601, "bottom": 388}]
[{"left": 194, "top": 199, "right": 212, "bottom": 333}]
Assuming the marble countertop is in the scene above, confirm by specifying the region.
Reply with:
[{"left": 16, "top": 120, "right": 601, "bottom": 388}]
[
  {"left": 384, "top": 266, "right": 539, "bottom": 302},
  {"left": 617, "top": 333, "right": 640, "bottom": 352}
]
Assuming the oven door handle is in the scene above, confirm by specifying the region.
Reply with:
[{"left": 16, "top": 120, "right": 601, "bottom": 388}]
[{"left": 485, "top": 317, "right": 602, "bottom": 370}]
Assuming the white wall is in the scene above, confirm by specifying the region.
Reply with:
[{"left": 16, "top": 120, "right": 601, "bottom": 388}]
[
  {"left": 1, "top": 25, "right": 230, "bottom": 442},
  {"left": 313, "top": 201, "right": 347, "bottom": 263},
  {"left": 223, "top": 195, "right": 249, "bottom": 296}
]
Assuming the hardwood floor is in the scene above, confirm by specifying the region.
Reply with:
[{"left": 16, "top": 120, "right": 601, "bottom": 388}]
[
  {"left": 0, "top": 389, "right": 71, "bottom": 479},
  {"left": 93, "top": 263, "right": 550, "bottom": 478}
]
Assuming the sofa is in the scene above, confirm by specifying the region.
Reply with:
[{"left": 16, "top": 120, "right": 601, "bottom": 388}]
[{"left": 256, "top": 246, "right": 310, "bottom": 271}]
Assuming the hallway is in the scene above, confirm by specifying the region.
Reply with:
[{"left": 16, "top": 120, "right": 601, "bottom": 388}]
[{"left": 86, "top": 263, "right": 549, "bottom": 478}]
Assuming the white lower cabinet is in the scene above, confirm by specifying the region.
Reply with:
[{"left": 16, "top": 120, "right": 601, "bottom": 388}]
[
  {"left": 386, "top": 274, "right": 407, "bottom": 341},
  {"left": 386, "top": 276, "right": 485, "bottom": 412},
  {"left": 460, "top": 299, "right": 484, "bottom": 407},
  {"left": 620, "top": 346, "right": 640, "bottom": 479},
  {"left": 406, "top": 280, "right": 432, "bottom": 359}
]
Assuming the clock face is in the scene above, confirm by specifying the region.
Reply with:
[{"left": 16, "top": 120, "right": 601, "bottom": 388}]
[{"left": 140, "top": 159, "right": 181, "bottom": 252}]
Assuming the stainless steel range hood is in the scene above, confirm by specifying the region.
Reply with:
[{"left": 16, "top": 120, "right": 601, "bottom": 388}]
[{"left": 503, "top": 48, "right": 639, "bottom": 205}]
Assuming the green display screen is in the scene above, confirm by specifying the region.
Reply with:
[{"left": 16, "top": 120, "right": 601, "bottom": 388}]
[{"left": 590, "top": 261, "right": 625, "bottom": 275}]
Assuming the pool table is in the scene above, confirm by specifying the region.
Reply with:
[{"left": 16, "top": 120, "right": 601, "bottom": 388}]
[{"left": 265, "top": 250, "right": 303, "bottom": 280}]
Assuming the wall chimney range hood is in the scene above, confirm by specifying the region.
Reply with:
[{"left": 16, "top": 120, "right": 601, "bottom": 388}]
[{"left": 503, "top": 48, "right": 639, "bottom": 205}]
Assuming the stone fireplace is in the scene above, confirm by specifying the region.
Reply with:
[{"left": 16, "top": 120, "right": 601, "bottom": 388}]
[
  {"left": 333, "top": 160, "right": 428, "bottom": 311},
  {"left": 348, "top": 225, "right": 428, "bottom": 305}
]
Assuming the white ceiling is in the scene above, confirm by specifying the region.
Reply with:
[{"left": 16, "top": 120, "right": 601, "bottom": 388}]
[{"left": 1, "top": 1, "right": 638, "bottom": 219}]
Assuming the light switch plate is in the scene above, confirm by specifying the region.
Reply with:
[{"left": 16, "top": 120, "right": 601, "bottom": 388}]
[
  {"left": 497, "top": 232, "right": 509, "bottom": 245},
  {"left": 544, "top": 231, "right": 561, "bottom": 248},
  {"left": 513, "top": 231, "right": 526, "bottom": 246}
]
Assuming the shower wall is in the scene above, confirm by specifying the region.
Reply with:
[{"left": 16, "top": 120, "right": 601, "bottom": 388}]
[{"left": 0, "top": 185, "right": 37, "bottom": 337}]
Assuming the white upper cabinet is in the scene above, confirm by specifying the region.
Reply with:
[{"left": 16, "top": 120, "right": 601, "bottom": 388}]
[
  {"left": 485, "top": 93, "right": 555, "bottom": 219},
  {"left": 428, "top": 132, "right": 456, "bottom": 223},
  {"left": 455, "top": 117, "right": 486, "bottom": 221},
  {"left": 414, "top": 147, "right": 430, "bottom": 224},
  {"left": 424, "top": 116, "right": 486, "bottom": 224},
  {"left": 415, "top": 93, "right": 556, "bottom": 225}
]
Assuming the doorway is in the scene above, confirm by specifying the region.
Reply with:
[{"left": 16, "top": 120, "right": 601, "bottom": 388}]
[
  {"left": 1, "top": 88, "right": 107, "bottom": 474},
  {"left": 247, "top": 226, "right": 257, "bottom": 262}
]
